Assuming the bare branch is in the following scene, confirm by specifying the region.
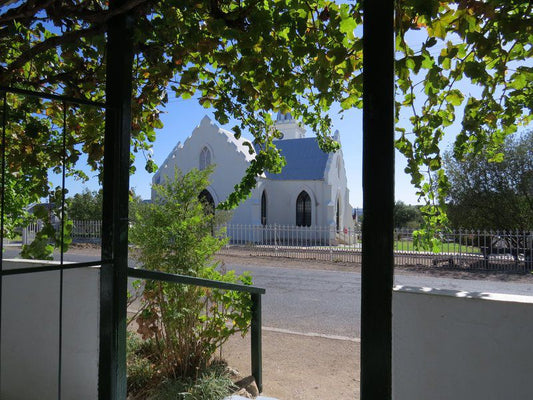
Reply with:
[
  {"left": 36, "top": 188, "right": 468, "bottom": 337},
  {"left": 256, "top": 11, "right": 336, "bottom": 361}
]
[{"left": 0, "top": 0, "right": 55, "bottom": 24}]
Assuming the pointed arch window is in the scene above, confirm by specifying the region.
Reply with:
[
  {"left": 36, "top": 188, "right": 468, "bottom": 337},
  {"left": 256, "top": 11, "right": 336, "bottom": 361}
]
[
  {"left": 296, "top": 191, "right": 312, "bottom": 227},
  {"left": 199, "top": 189, "right": 215, "bottom": 213},
  {"left": 261, "top": 191, "right": 267, "bottom": 225},
  {"left": 199, "top": 147, "right": 211, "bottom": 171},
  {"left": 336, "top": 197, "right": 340, "bottom": 232}
]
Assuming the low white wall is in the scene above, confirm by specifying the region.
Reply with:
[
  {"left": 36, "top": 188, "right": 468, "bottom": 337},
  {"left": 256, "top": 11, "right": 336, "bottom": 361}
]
[
  {"left": 1, "top": 259, "right": 99, "bottom": 400},
  {"left": 393, "top": 285, "right": 533, "bottom": 400}
]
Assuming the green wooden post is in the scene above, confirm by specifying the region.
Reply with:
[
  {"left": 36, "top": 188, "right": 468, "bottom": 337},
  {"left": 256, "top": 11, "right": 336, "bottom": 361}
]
[
  {"left": 251, "top": 293, "right": 263, "bottom": 392},
  {"left": 99, "top": 1, "right": 134, "bottom": 398}
]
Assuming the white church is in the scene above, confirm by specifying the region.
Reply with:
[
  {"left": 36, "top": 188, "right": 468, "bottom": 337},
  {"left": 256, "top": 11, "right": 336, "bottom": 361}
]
[{"left": 152, "top": 112, "right": 354, "bottom": 243}]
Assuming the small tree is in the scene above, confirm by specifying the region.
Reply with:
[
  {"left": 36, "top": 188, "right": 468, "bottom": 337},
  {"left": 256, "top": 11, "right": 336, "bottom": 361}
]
[
  {"left": 129, "top": 167, "right": 251, "bottom": 386},
  {"left": 20, "top": 188, "right": 73, "bottom": 260},
  {"left": 67, "top": 189, "right": 103, "bottom": 221},
  {"left": 444, "top": 130, "right": 533, "bottom": 230},
  {"left": 393, "top": 201, "right": 423, "bottom": 229}
]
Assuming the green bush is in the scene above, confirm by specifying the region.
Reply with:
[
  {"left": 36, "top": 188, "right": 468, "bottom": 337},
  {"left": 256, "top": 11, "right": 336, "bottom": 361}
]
[
  {"left": 128, "top": 167, "right": 252, "bottom": 389},
  {"left": 149, "top": 364, "right": 234, "bottom": 400},
  {"left": 127, "top": 332, "right": 157, "bottom": 396}
]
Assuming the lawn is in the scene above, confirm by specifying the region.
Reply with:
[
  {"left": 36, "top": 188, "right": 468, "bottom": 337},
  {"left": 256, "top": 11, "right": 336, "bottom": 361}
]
[{"left": 394, "top": 240, "right": 481, "bottom": 254}]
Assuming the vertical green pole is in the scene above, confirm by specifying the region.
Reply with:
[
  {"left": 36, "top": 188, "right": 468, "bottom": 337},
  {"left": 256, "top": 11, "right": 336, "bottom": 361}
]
[
  {"left": 251, "top": 293, "right": 263, "bottom": 393},
  {"left": 99, "top": 1, "right": 134, "bottom": 399},
  {"left": 361, "top": 0, "right": 395, "bottom": 399}
]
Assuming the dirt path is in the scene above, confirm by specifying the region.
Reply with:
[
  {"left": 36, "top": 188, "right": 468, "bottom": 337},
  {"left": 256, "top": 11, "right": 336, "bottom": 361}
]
[
  {"left": 66, "top": 243, "right": 533, "bottom": 284},
  {"left": 222, "top": 331, "right": 359, "bottom": 400}
]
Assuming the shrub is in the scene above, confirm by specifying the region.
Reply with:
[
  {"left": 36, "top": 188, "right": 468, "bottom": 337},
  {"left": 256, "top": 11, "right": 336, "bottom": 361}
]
[
  {"left": 148, "top": 363, "right": 234, "bottom": 400},
  {"left": 128, "top": 167, "right": 252, "bottom": 387}
]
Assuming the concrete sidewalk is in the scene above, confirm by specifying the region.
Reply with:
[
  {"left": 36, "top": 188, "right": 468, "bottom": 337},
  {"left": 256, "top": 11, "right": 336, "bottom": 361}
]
[{"left": 221, "top": 329, "right": 360, "bottom": 400}]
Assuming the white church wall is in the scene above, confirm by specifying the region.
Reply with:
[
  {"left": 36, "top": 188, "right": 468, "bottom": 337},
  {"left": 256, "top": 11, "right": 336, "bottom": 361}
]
[
  {"left": 258, "top": 180, "right": 324, "bottom": 227},
  {"left": 324, "top": 150, "right": 354, "bottom": 232}
]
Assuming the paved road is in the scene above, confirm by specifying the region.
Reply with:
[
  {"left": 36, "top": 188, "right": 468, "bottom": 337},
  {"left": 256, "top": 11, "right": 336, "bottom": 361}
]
[
  {"left": 226, "top": 263, "right": 533, "bottom": 338},
  {"left": 4, "top": 247, "right": 532, "bottom": 338}
]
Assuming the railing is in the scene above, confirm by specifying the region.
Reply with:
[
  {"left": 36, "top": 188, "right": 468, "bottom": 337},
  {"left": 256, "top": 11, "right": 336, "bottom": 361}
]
[
  {"left": 219, "top": 225, "right": 533, "bottom": 271},
  {"left": 22, "top": 220, "right": 103, "bottom": 245},
  {"left": 128, "top": 267, "right": 265, "bottom": 392},
  {"left": 20, "top": 220, "right": 533, "bottom": 271}
]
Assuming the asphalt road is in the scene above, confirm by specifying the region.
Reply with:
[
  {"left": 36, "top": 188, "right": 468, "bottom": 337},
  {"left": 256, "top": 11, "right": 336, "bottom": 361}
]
[
  {"left": 4, "top": 247, "right": 533, "bottom": 339},
  {"left": 226, "top": 263, "right": 533, "bottom": 338}
]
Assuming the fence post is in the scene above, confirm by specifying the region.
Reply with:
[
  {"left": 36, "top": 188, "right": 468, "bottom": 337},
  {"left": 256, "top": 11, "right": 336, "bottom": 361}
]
[
  {"left": 330, "top": 225, "right": 334, "bottom": 261},
  {"left": 251, "top": 292, "right": 262, "bottom": 393}
]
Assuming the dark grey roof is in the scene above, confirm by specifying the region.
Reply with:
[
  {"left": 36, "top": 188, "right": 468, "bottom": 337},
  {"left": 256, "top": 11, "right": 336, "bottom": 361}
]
[{"left": 258, "top": 137, "right": 329, "bottom": 180}]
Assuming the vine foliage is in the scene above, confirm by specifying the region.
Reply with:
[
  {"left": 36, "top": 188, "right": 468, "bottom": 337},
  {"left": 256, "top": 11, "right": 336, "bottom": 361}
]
[{"left": 0, "top": 1, "right": 531, "bottom": 236}]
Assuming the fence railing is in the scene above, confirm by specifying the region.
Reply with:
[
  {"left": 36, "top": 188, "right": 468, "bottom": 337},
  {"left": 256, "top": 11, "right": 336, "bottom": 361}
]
[
  {"left": 22, "top": 219, "right": 102, "bottom": 244},
  {"left": 220, "top": 225, "right": 533, "bottom": 271},
  {"left": 20, "top": 221, "right": 533, "bottom": 271},
  {"left": 128, "top": 267, "right": 265, "bottom": 392}
]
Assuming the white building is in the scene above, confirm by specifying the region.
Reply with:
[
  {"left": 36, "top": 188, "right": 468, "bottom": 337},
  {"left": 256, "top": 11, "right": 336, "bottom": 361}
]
[{"left": 152, "top": 112, "right": 354, "bottom": 243}]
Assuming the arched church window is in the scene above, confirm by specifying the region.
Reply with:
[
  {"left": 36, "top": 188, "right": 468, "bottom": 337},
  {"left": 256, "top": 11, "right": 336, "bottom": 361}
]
[
  {"left": 336, "top": 197, "right": 340, "bottom": 232},
  {"left": 261, "top": 191, "right": 267, "bottom": 225},
  {"left": 296, "top": 191, "right": 312, "bottom": 227},
  {"left": 199, "top": 147, "right": 211, "bottom": 171},
  {"left": 199, "top": 189, "right": 215, "bottom": 213}
]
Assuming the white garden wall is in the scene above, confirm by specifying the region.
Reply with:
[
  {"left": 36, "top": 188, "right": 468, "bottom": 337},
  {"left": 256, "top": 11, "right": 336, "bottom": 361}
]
[
  {"left": 1, "top": 259, "right": 99, "bottom": 400},
  {"left": 393, "top": 285, "right": 533, "bottom": 400}
]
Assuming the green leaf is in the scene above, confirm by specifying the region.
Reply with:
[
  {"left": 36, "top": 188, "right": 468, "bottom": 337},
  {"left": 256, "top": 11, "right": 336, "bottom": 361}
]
[{"left": 445, "top": 90, "right": 464, "bottom": 106}]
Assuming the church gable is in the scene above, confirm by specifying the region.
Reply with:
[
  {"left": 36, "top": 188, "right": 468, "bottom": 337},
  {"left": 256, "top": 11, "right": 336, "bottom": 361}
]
[
  {"left": 152, "top": 114, "right": 353, "bottom": 231},
  {"left": 152, "top": 116, "right": 254, "bottom": 200},
  {"left": 180, "top": 116, "right": 255, "bottom": 165}
]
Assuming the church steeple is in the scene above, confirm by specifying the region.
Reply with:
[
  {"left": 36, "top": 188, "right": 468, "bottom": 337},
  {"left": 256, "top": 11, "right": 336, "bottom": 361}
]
[{"left": 273, "top": 111, "right": 306, "bottom": 140}]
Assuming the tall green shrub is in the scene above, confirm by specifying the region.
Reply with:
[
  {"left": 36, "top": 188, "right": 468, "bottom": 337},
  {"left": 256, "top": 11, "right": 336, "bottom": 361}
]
[{"left": 129, "top": 167, "right": 252, "bottom": 382}]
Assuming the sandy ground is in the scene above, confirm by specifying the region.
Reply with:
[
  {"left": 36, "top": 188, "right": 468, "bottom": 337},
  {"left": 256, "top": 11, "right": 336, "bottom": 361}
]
[{"left": 221, "top": 331, "right": 359, "bottom": 400}]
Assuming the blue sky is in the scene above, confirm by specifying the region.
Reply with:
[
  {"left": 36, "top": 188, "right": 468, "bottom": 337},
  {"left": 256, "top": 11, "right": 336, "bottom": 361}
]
[{"left": 69, "top": 76, "right": 459, "bottom": 208}]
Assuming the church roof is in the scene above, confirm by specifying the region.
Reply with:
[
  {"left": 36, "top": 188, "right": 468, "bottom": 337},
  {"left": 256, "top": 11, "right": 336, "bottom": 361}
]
[{"left": 260, "top": 137, "right": 330, "bottom": 180}]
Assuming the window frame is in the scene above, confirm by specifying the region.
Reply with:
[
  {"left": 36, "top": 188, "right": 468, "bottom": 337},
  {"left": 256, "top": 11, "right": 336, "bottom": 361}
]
[{"left": 296, "top": 191, "right": 312, "bottom": 227}]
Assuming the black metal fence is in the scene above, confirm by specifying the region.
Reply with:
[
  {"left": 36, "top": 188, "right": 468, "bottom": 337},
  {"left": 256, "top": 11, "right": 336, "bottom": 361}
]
[{"left": 16, "top": 217, "right": 533, "bottom": 273}]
